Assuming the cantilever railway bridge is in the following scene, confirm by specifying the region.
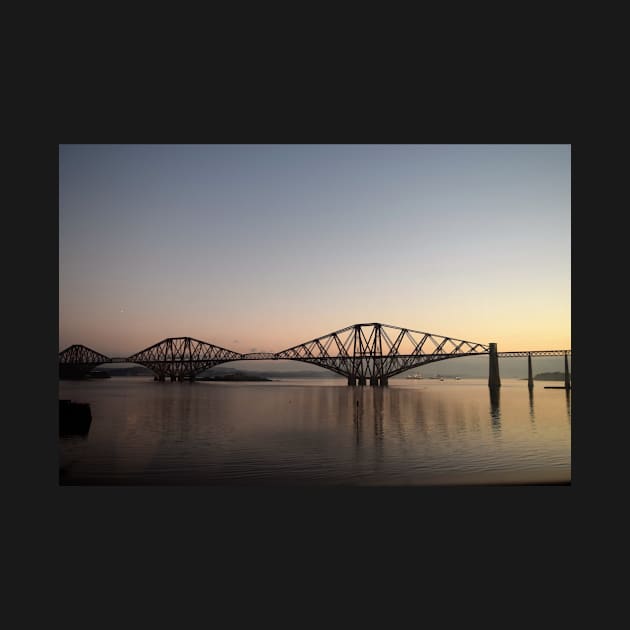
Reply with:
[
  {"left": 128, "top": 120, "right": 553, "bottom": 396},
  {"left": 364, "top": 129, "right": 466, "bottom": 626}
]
[{"left": 59, "top": 322, "right": 571, "bottom": 388}]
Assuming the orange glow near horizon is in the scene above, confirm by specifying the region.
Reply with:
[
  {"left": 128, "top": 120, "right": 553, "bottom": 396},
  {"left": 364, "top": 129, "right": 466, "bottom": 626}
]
[
  {"left": 60, "top": 145, "right": 570, "bottom": 357},
  {"left": 59, "top": 314, "right": 571, "bottom": 357}
]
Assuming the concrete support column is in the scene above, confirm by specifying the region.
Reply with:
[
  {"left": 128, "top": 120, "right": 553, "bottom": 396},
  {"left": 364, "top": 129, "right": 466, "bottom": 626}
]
[
  {"left": 358, "top": 376, "right": 366, "bottom": 386},
  {"left": 379, "top": 376, "right": 388, "bottom": 387},
  {"left": 564, "top": 353, "right": 571, "bottom": 390},
  {"left": 158, "top": 374, "right": 165, "bottom": 382},
  {"left": 170, "top": 375, "right": 176, "bottom": 382},
  {"left": 369, "top": 376, "right": 378, "bottom": 387},
  {"left": 488, "top": 342, "right": 501, "bottom": 389},
  {"left": 348, "top": 375, "right": 356, "bottom": 386},
  {"left": 189, "top": 375, "right": 196, "bottom": 383},
  {"left": 528, "top": 353, "right": 534, "bottom": 390}
]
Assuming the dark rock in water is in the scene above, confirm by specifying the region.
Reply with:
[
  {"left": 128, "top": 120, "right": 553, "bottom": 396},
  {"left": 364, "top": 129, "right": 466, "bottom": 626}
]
[{"left": 59, "top": 399, "right": 92, "bottom": 436}]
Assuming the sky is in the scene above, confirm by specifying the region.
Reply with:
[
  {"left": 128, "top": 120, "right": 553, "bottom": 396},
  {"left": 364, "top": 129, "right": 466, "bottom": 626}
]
[{"left": 59, "top": 144, "right": 571, "bottom": 357}]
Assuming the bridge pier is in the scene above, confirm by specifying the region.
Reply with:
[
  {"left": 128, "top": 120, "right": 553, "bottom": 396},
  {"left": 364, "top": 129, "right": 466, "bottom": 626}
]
[
  {"left": 528, "top": 353, "right": 534, "bottom": 390},
  {"left": 170, "top": 375, "right": 176, "bottom": 382},
  {"left": 347, "top": 374, "right": 389, "bottom": 387},
  {"left": 488, "top": 342, "right": 501, "bottom": 389},
  {"left": 564, "top": 352, "right": 571, "bottom": 390}
]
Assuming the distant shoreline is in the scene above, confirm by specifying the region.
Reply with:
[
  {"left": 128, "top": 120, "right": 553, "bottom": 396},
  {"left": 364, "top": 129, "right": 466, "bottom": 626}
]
[
  {"left": 76, "top": 373, "right": 566, "bottom": 381},
  {"left": 520, "top": 371, "right": 570, "bottom": 381},
  {"left": 196, "top": 375, "right": 272, "bottom": 382}
]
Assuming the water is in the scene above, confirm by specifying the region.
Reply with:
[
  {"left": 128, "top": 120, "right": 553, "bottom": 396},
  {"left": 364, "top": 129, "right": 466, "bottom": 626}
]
[{"left": 59, "top": 377, "right": 571, "bottom": 485}]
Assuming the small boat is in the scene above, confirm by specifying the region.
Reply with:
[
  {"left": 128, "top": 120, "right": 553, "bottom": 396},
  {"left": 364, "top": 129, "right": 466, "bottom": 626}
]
[{"left": 455, "top": 376, "right": 461, "bottom": 380}]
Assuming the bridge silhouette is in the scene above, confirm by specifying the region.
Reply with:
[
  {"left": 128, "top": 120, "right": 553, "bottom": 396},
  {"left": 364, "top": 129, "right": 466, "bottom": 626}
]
[{"left": 59, "top": 322, "right": 571, "bottom": 388}]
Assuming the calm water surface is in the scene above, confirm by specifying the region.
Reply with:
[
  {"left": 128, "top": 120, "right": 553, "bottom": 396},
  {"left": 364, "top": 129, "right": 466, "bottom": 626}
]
[{"left": 59, "top": 377, "right": 571, "bottom": 485}]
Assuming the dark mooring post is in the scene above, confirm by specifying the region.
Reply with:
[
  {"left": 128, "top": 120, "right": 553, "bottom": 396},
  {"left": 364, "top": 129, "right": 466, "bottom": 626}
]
[
  {"left": 488, "top": 342, "right": 501, "bottom": 389},
  {"left": 528, "top": 353, "right": 534, "bottom": 390},
  {"left": 564, "top": 352, "right": 571, "bottom": 390}
]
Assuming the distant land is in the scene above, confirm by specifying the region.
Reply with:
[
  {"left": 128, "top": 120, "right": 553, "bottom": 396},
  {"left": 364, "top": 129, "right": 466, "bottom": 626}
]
[
  {"left": 198, "top": 368, "right": 338, "bottom": 379},
  {"left": 90, "top": 366, "right": 153, "bottom": 377},
  {"left": 533, "top": 371, "right": 570, "bottom": 381},
  {"left": 91, "top": 365, "right": 339, "bottom": 379},
  {"left": 90, "top": 355, "right": 571, "bottom": 380},
  {"left": 197, "top": 371, "right": 271, "bottom": 382}
]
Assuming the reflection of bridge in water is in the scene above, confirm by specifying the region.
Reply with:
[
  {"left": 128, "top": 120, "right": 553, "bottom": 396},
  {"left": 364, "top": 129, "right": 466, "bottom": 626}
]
[{"left": 59, "top": 322, "right": 571, "bottom": 388}]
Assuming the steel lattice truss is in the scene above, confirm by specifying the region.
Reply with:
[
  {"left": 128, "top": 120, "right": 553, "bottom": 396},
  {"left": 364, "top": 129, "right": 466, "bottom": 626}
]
[
  {"left": 127, "top": 337, "right": 242, "bottom": 379},
  {"left": 275, "top": 323, "right": 489, "bottom": 382},
  {"left": 60, "top": 324, "right": 571, "bottom": 382},
  {"left": 59, "top": 344, "right": 112, "bottom": 378}
]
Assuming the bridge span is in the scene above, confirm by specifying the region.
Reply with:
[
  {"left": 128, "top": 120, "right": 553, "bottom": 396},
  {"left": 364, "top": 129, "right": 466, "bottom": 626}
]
[{"left": 59, "top": 322, "right": 571, "bottom": 389}]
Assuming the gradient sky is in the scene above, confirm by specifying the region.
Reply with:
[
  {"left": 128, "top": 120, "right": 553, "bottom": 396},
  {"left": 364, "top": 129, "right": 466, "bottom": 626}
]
[{"left": 59, "top": 144, "right": 571, "bottom": 356}]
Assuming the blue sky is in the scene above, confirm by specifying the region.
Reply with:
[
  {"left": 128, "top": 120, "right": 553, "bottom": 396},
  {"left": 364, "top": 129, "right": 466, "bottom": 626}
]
[{"left": 59, "top": 144, "right": 570, "bottom": 356}]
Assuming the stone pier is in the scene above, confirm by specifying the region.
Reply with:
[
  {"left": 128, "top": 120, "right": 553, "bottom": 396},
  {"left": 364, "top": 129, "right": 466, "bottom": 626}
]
[
  {"left": 488, "top": 342, "right": 501, "bottom": 389},
  {"left": 528, "top": 353, "right": 534, "bottom": 390}
]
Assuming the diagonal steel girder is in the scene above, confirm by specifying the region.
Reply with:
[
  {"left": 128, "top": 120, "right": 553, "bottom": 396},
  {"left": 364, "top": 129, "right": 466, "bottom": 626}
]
[
  {"left": 275, "top": 323, "right": 489, "bottom": 380},
  {"left": 59, "top": 344, "right": 112, "bottom": 365},
  {"left": 127, "top": 337, "right": 242, "bottom": 378},
  {"left": 63, "top": 324, "right": 551, "bottom": 381},
  {"left": 58, "top": 344, "right": 112, "bottom": 378}
]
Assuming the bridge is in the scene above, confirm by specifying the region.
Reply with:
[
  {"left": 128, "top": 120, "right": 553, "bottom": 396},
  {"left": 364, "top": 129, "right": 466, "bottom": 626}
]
[{"left": 59, "top": 322, "right": 571, "bottom": 389}]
